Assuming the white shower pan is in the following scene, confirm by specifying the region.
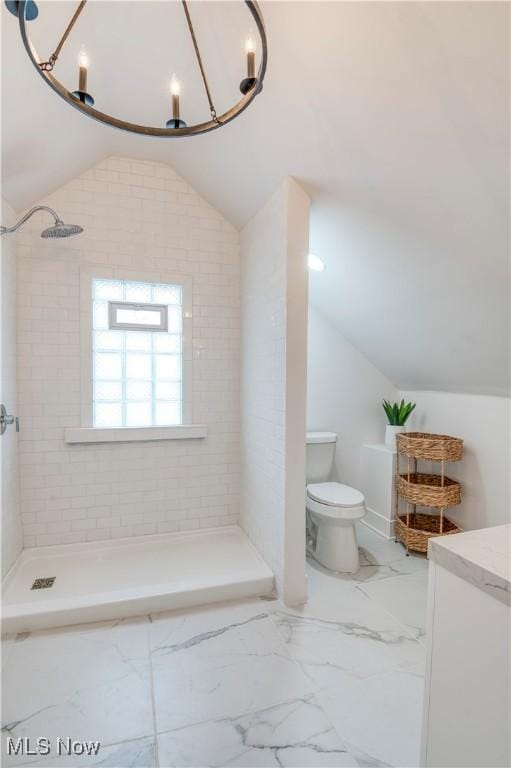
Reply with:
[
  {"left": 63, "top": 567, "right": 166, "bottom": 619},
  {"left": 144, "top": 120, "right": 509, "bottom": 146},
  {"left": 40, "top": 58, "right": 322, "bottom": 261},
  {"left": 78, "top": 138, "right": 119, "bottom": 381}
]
[{"left": 2, "top": 526, "right": 274, "bottom": 634}]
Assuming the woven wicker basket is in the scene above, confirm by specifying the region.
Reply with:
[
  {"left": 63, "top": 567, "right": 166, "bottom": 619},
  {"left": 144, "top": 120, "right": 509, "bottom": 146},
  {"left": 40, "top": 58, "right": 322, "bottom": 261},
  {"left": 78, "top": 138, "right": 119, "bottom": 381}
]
[
  {"left": 396, "top": 432, "right": 463, "bottom": 462},
  {"left": 395, "top": 472, "right": 461, "bottom": 508},
  {"left": 395, "top": 512, "right": 460, "bottom": 554}
]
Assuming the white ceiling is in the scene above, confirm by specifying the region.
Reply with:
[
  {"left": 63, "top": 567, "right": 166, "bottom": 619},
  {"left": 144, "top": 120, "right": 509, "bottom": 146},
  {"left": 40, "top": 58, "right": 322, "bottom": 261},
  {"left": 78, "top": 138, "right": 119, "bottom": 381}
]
[{"left": 2, "top": 1, "right": 509, "bottom": 395}]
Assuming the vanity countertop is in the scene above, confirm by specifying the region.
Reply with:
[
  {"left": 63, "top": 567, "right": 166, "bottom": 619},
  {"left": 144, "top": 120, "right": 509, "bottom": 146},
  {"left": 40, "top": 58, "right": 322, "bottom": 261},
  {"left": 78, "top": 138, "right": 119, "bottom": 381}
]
[{"left": 428, "top": 524, "right": 511, "bottom": 606}]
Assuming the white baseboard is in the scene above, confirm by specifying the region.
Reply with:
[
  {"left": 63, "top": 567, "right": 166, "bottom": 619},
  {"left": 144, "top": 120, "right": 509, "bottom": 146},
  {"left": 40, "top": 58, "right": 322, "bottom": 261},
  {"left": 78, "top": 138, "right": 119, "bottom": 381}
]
[{"left": 361, "top": 507, "right": 395, "bottom": 540}]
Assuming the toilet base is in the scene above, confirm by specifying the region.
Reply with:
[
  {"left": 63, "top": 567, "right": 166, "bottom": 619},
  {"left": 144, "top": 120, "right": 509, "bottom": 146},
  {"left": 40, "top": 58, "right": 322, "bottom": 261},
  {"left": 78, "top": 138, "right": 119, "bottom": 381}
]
[{"left": 308, "top": 520, "right": 361, "bottom": 573}]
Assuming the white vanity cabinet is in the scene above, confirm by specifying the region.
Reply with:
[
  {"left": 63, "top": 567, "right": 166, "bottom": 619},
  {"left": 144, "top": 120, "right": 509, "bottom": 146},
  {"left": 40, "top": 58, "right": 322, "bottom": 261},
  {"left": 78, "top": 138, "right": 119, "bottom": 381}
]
[{"left": 421, "top": 525, "right": 511, "bottom": 768}]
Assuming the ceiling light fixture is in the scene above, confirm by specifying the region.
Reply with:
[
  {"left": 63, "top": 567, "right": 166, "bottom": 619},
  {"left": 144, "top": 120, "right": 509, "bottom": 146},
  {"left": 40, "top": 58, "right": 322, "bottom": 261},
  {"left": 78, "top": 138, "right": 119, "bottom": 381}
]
[
  {"left": 6, "top": 0, "right": 267, "bottom": 138},
  {"left": 308, "top": 254, "right": 325, "bottom": 272}
]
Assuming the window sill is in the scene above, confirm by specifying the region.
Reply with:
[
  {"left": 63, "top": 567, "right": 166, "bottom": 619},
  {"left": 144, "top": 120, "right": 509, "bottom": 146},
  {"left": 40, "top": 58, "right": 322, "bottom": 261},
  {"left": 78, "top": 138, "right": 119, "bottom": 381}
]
[{"left": 64, "top": 425, "right": 208, "bottom": 444}]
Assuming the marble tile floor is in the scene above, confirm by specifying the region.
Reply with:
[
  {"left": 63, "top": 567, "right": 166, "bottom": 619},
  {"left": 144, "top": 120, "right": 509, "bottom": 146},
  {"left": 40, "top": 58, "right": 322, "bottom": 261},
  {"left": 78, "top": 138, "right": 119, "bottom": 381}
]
[{"left": 1, "top": 525, "right": 429, "bottom": 768}]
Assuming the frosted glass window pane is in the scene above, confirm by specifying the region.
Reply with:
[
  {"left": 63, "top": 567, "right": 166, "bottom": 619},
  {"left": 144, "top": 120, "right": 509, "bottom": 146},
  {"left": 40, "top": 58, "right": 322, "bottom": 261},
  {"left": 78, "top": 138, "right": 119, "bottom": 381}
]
[
  {"left": 156, "top": 401, "right": 181, "bottom": 426},
  {"left": 125, "top": 282, "right": 152, "bottom": 302},
  {"left": 156, "top": 355, "right": 181, "bottom": 381},
  {"left": 126, "top": 402, "right": 152, "bottom": 427},
  {"left": 126, "top": 380, "right": 152, "bottom": 401},
  {"left": 126, "top": 353, "right": 151, "bottom": 379},
  {"left": 93, "top": 279, "right": 123, "bottom": 301},
  {"left": 153, "top": 284, "right": 182, "bottom": 305},
  {"left": 95, "top": 352, "right": 122, "bottom": 380},
  {"left": 154, "top": 334, "right": 181, "bottom": 354},
  {"left": 91, "top": 278, "right": 184, "bottom": 428},
  {"left": 125, "top": 332, "right": 152, "bottom": 351},
  {"left": 94, "top": 330, "right": 123, "bottom": 351},
  {"left": 94, "top": 381, "right": 122, "bottom": 401},
  {"left": 115, "top": 307, "right": 162, "bottom": 327},
  {"left": 167, "top": 307, "right": 182, "bottom": 334},
  {"left": 156, "top": 382, "right": 181, "bottom": 401},
  {"left": 94, "top": 403, "right": 122, "bottom": 427},
  {"left": 93, "top": 302, "right": 108, "bottom": 330}
]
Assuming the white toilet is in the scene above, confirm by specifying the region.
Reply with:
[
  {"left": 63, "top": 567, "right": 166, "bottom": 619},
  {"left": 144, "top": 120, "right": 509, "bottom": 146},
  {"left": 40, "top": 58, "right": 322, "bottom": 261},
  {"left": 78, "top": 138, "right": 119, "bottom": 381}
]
[{"left": 306, "top": 431, "right": 366, "bottom": 573}]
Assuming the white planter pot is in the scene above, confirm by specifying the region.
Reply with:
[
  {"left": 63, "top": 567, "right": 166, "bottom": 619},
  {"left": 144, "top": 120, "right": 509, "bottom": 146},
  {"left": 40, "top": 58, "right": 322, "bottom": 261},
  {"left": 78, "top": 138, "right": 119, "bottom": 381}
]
[{"left": 385, "top": 424, "right": 406, "bottom": 449}]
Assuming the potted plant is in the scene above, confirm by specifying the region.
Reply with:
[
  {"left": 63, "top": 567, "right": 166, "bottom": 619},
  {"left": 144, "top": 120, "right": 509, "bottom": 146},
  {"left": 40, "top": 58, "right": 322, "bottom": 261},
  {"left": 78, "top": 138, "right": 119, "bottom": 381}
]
[{"left": 382, "top": 399, "right": 416, "bottom": 448}]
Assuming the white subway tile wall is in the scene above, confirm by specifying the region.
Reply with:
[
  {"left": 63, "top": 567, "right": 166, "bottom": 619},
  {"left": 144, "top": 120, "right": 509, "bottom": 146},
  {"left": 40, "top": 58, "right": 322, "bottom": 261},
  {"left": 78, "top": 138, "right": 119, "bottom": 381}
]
[
  {"left": 1, "top": 198, "right": 23, "bottom": 576},
  {"left": 240, "top": 179, "right": 309, "bottom": 602},
  {"left": 240, "top": 184, "right": 288, "bottom": 592},
  {"left": 16, "top": 157, "right": 240, "bottom": 547}
]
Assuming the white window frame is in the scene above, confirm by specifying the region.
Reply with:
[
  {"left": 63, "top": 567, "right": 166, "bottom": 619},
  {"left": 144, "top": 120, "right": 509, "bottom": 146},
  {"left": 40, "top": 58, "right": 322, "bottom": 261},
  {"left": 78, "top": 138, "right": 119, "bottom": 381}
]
[
  {"left": 68, "top": 267, "right": 205, "bottom": 443},
  {"left": 108, "top": 301, "right": 169, "bottom": 332}
]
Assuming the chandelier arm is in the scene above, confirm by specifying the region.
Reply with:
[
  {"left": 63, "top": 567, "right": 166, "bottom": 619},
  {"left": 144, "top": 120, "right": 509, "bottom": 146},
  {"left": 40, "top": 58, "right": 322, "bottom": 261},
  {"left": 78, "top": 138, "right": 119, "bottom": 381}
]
[
  {"left": 39, "top": 0, "right": 87, "bottom": 72},
  {"left": 181, "top": 0, "right": 219, "bottom": 123}
]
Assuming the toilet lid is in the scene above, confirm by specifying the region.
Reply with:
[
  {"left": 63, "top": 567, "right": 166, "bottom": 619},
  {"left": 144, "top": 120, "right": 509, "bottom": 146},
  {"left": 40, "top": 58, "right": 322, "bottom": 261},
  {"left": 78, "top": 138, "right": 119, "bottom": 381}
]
[{"left": 307, "top": 482, "right": 364, "bottom": 508}]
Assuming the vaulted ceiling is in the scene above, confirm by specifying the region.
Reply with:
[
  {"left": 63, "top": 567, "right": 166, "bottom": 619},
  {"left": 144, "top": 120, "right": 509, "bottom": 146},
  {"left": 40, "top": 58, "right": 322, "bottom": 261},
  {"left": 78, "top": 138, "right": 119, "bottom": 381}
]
[{"left": 2, "top": 1, "right": 509, "bottom": 395}]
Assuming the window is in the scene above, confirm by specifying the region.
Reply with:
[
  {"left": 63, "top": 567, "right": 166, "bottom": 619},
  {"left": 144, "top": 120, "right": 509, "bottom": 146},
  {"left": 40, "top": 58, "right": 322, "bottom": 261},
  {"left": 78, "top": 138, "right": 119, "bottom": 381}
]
[
  {"left": 91, "top": 278, "right": 186, "bottom": 428},
  {"left": 108, "top": 302, "right": 168, "bottom": 331}
]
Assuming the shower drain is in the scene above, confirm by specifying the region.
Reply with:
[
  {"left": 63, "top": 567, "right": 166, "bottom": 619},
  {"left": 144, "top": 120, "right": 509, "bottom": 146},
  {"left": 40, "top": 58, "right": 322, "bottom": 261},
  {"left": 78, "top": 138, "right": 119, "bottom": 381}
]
[{"left": 31, "top": 577, "right": 56, "bottom": 590}]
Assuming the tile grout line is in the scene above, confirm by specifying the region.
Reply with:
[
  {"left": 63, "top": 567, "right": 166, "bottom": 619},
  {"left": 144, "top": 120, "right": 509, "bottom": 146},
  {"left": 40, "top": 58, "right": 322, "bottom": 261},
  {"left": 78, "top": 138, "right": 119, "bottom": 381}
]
[
  {"left": 247, "top": 608, "right": 365, "bottom": 767},
  {"left": 145, "top": 615, "right": 161, "bottom": 768}
]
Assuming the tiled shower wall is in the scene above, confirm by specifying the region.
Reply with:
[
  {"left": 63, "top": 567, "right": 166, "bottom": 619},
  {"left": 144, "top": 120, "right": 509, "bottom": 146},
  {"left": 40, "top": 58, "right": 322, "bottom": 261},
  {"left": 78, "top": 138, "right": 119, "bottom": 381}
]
[
  {"left": 1, "top": 197, "right": 22, "bottom": 574},
  {"left": 16, "top": 157, "right": 240, "bottom": 547},
  {"left": 240, "top": 178, "right": 309, "bottom": 603}
]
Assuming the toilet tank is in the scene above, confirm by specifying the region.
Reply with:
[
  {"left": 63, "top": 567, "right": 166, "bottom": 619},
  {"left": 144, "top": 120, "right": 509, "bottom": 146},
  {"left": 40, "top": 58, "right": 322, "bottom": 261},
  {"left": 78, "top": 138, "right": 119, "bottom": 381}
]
[{"left": 306, "top": 432, "right": 337, "bottom": 483}]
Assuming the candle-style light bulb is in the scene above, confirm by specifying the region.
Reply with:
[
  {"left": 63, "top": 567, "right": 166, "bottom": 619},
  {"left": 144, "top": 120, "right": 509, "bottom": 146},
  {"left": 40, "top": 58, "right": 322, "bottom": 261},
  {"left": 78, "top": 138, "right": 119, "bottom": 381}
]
[
  {"left": 245, "top": 36, "right": 256, "bottom": 55},
  {"left": 72, "top": 46, "right": 94, "bottom": 106},
  {"left": 78, "top": 47, "right": 89, "bottom": 69},
  {"left": 169, "top": 74, "right": 181, "bottom": 97},
  {"left": 245, "top": 37, "right": 256, "bottom": 78},
  {"left": 166, "top": 74, "right": 186, "bottom": 129},
  {"left": 170, "top": 74, "right": 181, "bottom": 120},
  {"left": 78, "top": 47, "right": 89, "bottom": 92},
  {"left": 240, "top": 35, "right": 258, "bottom": 94}
]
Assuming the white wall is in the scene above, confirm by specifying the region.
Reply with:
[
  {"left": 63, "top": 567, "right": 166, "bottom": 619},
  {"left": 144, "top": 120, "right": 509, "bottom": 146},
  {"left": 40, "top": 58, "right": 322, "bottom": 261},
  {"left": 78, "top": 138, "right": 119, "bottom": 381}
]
[
  {"left": 402, "top": 390, "right": 510, "bottom": 531},
  {"left": 1, "top": 197, "right": 22, "bottom": 576},
  {"left": 307, "top": 306, "right": 398, "bottom": 490},
  {"left": 240, "top": 178, "right": 309, "bottom": 604},
  {"left": 16, "top": 157, "right": 240, "bottom": 547}
]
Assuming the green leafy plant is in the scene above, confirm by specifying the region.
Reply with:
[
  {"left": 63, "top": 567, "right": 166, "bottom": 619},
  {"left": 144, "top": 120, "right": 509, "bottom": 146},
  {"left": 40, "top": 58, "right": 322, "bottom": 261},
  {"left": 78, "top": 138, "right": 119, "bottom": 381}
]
[{"left": 382, "top": 399, "right": 416, "bottom": 426}]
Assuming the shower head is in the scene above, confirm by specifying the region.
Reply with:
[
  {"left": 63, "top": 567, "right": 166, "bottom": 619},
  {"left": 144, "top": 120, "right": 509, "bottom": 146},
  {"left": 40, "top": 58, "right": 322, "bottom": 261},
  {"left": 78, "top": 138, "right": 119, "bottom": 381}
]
[
  {"left": 41, "top": 221, "right": 84, "bottom": 239},
  {"left": 0, "top": 206, "right": 84, "bottom": 238}
]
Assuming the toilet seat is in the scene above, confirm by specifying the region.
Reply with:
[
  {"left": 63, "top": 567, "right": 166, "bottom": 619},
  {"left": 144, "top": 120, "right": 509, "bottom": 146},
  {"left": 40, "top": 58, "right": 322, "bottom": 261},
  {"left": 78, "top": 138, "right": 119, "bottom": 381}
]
[
  {"left": 307, "top": 482, "right": 364, "bottom": 508},
  {"left": 306, "top": 495, "right": 365, "bottom": 522}
]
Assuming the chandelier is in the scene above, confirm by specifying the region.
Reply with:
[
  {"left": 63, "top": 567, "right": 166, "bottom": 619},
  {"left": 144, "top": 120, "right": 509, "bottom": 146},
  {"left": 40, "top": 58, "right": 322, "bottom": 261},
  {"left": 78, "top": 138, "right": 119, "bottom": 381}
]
[{"left": 6, "top": 0, "right": 267, "bottom": 137}]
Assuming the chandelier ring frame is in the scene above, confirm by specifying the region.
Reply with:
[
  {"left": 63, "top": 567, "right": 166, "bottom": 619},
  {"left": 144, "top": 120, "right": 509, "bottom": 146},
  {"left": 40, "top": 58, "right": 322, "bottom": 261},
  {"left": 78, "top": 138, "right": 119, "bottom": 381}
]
[{"left": 16, "top": 0, "right": 267, "bottom": 138}]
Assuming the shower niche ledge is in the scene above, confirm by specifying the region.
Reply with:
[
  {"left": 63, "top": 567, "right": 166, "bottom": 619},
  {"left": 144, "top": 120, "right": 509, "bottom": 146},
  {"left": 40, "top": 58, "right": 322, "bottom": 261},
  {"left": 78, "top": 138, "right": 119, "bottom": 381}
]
[
  {"left": 64, "top": 424, "right": 207, "bottom": 443},
  {"left": 1, "top": 526, "right": 273, "bottom": 634}
]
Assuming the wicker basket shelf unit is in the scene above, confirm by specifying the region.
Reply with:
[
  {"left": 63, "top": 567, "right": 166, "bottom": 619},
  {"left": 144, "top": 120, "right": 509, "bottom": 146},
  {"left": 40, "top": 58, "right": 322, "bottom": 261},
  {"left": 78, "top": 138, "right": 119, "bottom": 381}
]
[{"left": 395, "top": 432, "right": 463, "bottom": 554}]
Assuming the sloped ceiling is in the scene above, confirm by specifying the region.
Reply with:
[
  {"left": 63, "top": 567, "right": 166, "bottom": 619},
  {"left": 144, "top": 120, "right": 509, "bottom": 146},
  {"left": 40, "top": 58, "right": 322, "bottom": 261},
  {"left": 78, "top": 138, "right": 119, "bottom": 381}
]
[{"left": 2, "top": 1, "right": 509, "bottom": 395}]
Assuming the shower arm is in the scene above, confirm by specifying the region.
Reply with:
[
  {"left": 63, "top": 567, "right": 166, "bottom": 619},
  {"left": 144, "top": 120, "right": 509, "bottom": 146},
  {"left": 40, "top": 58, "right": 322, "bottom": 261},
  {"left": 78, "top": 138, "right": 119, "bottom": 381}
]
[{"left": 0, "top": 205, "right": 62, "bottom": 236}]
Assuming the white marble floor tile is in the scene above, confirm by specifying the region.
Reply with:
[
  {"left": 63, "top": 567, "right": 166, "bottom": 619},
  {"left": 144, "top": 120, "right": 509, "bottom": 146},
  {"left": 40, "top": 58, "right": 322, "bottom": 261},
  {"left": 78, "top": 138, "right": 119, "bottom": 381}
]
[
  {"left": 1, "top": 633, "right": 17, "bottom": 671},
  {"left": 306, "top": 554, "right": 426, "bottom": 600},
  {"left": 306, "top": 527, "right": 428, "bottom": 605},
  {"left": 356, "top": 570, "right": 429, "bottom": 637},
  {"left": 356, "top": 526, "right": 428, "bottom": 571},
  {"left": 1, "top": 525, "right": 429, "bottom": 768},
  {"left": 149, "top": 600, "right": 315, "bottom": 734},
  {"left": 158, "top": 695, "right": 358, "bottom": 767},
  {"left": 318, "top": 666, "right": 425, "bottom": 768},
  {"left": 269, "top": 586, "right": 425, "bottom": 689},
  {"left": 10, "top": 737, "right": 156, "bottom": 768},
  {"left": 2, "top": 618, "right": 154, "bottom": 767}
]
